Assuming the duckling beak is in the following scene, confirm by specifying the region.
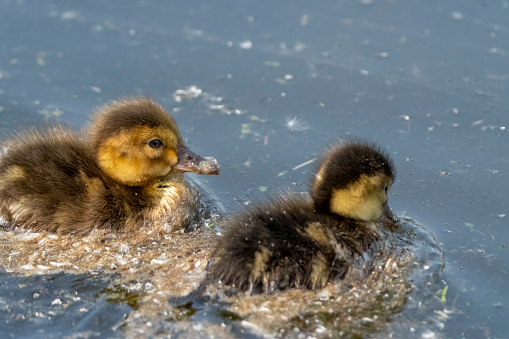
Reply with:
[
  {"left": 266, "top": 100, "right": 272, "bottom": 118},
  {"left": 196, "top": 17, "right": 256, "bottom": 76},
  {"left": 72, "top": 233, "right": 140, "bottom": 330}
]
[
  {"left": 378, "top": 202, "right": 397, "bottom": 224},
  {"left": 173, "top": 146, "right": 221, "bottom": 175}
]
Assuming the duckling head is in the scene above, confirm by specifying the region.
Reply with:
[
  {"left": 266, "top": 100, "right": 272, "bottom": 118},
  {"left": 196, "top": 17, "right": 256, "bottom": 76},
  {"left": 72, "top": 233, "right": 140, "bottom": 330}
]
[
  {"left": 310, "top": 140, "right": 396, "bottom": 221},
  {"left": 90, "top": 98, "right": 219, "bottom": 186}
]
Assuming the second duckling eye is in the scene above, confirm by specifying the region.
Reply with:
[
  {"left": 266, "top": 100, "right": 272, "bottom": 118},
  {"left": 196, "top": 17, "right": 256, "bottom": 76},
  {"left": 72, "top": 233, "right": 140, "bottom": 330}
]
[{"left": 148, "top": 139, "right": 163, "bottom": 149}]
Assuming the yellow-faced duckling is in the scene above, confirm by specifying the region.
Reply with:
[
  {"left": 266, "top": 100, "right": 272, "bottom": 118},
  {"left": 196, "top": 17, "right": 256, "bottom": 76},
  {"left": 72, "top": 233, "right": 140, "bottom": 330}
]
[
  {"left": 0, "top": 98, "right": 220, "bottom": 235},
  {"left": 205, "top": 140, "right": 395, "bottom": 294}
]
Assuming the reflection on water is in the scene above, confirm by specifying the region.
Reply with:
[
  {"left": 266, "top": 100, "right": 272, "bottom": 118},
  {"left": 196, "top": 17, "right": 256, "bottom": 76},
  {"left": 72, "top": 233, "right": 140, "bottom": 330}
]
[
  {"left": 0, "top": 271, "right": 128, "bottom": 338},
  {"left": 161, "top": 216, "right": 446, "bottom": 338},
  {"left": 1, "top": 0, "right": 504, "bottom": 336},
  {"left": 0, "top": 204, "right": 444, "bottom": 338},
  {"left": 380, "top": 216, "right": 447, "bottom": 339}
]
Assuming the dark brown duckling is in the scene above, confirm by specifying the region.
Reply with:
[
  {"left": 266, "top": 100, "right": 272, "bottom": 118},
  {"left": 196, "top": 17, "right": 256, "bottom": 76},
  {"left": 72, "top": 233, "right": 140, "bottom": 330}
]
[
  {"left": 0, "top": 97, "right": 220, "bottom": 235},
  {"left": 205, "top": 140, "right": 395, "bottom": 294}
]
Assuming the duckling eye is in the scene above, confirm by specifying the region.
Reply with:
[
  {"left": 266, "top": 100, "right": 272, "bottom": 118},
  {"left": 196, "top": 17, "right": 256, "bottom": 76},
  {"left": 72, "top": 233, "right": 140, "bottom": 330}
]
[
  {"left": 384, "top": 185, "right": 388, "bottom": 194},
  {"left": 148, "top": 139, "right": 163, "bottom": 149}
]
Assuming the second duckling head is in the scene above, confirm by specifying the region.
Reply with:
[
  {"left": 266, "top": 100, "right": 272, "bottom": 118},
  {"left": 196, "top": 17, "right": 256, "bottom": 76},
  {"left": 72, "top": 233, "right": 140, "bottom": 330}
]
[
  {"left": 90, "top": 98, "right": 219, "bottom": 186},
  {"left": 310, "top": 139, "right": 395, "bottom": 221}
]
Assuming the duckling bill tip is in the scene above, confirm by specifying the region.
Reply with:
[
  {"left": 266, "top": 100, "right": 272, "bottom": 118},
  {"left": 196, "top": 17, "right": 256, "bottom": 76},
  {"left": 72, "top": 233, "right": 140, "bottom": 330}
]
[{"left": 174, "top": 146, "right": 221, "bottom": 175}]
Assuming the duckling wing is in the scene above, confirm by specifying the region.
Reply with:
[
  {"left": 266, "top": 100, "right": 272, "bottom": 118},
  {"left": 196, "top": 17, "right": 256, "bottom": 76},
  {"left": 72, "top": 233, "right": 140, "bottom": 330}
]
[
  {"left": 207, "top": 196, "right": 341, "bottom": 294},
  {"left": 0, "top": 128, "right": 105, "bottom": 233}
]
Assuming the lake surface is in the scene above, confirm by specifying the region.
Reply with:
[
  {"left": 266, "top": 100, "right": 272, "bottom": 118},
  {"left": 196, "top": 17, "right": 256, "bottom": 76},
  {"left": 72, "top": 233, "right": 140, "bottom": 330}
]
[{"left": 0, "top": 0, "right": 508, "bottom": 338}]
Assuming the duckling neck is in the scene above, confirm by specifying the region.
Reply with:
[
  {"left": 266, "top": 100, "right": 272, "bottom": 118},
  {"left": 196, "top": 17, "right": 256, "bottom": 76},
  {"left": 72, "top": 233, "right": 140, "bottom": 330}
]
[
  {"left": 101, "top": 172, "right": 187, "bottom": 207},
  {"left": 142, "top": 173, "right": 200, "bottom": 230},
  {"left": 96, "top": 171, "right": 196, "bottom": 231}
]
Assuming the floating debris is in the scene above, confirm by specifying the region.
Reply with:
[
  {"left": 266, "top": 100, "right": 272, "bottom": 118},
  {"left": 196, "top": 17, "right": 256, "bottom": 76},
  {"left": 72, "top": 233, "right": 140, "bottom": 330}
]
[
  {"left": 239, "top": 40, "right": 253, "bottom": 49},
  {"left": 208, "top": 104, "right": 242, "bottom": 115},
  {"left": 173, "top": 86, "right": 243, "bottom": 115},
  {"left": 36, "top": 51, "right": 47, "bottom": 66},
  {"left": 0, "top": 210, "right": 445, "bottom": 338},
  {"left": 173, "top": 86, "right": 203, "bottom": 103},
  {"left": 60, "top": 11, "right": 79, "bottom": 20},
  {"left": 300, "top": 14, "right": 309, "bottom": 26},
  {"left": 451, "top": 12, "right": 464, "bottom": 20},
  {"left": 294, "top": 42, "right": 307, "bottom": 51},
  {"left": 0, "top": 70, "right": 11, "bottom": 80},
  {"left": 441, "top": 285, "right": 448, "bottom": 303},
  {"left": 292, "top": 158, "right": 316, "bottom": 171},
  {"left": 225, "top": 108, "right": 242, "bottom": 115},
  {"left": 184, "top": 28, "right": 204, "bottom": 38},
  {"left": 264, "top": 61, "right": 281, "bottom": 67},
  {"left": 285, "top": 116, "right": 310, "bottom": 132},
  {"left": 250, "top": 115, "right": 266, "bottom": 123},
  {"left": 464, "top": 222, "right": 486, "bottom": 236},
  {"left": 38, "top": 105, "right": 65, "bottom": 118},
  {"left": 241, "top": 123, "right": 252, "bottom": 139},
  {"left": 243, "top": 158, "right": 252, "bottom": 168},
  {"left": 51, "top": 298, "right": 63, "bottom": 306},
  {"left": 277, "top": 170, "right": 288, "bottom": 177},
  {"left": 208, "top": 104, "right": 225, "bottom": 111},
  {"left": 103, "top": 20, "right": 120, "bottom": 32}
]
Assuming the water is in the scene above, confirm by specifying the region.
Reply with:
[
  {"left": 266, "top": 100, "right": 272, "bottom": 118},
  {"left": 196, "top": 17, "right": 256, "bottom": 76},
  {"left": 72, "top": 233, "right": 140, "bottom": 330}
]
[
  {"left": 0, "top": 0, "right": 508, "bottom": 337},
  {"left": 0, "top": 271, "right": 128, "bottom": 338}
]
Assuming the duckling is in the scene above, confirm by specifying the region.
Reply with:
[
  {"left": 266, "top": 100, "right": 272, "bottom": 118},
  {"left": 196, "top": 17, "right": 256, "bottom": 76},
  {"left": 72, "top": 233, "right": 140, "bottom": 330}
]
[
  {"left": 205, "top": 140, "right": 395, "bottom": 294},
  {"left": 0, "top": 97, "right": 220, "bottom": 235}
]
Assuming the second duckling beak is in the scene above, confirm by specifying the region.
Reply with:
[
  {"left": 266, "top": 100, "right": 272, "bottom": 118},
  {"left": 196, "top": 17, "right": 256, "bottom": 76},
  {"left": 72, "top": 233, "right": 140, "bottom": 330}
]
[
  {"left": 377, "top": 202, "right": 397, "bottom": 225},
  {"left": 173, "top": 146, "right": 221, "bottom": 175}
]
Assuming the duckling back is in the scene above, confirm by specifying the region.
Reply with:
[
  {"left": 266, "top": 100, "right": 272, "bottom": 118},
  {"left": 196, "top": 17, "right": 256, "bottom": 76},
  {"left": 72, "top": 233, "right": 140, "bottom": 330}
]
[
  {"left": 0, "top": 127, "right": 105, "bottom": 233},
  {"left": 207, "top": 195, "right": 382, "bottom": 294}
]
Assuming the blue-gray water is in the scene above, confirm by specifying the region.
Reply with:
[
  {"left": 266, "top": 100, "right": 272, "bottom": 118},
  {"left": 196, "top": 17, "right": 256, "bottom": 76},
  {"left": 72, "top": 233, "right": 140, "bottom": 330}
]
[{"left": 0, "top": 0, "right": 508, "bottom": 338}]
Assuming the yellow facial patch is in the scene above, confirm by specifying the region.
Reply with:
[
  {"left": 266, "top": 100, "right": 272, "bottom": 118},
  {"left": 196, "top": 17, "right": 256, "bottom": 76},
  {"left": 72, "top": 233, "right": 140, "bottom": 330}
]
[
  {"left": 96, "top": 126, "right": 180, "bottom": 186},
  {"left": 165, "top": 149, "right": 178, "bottom": 166},
  {"left": 330, "top": 173, "right": 391, "bottom": 221}
]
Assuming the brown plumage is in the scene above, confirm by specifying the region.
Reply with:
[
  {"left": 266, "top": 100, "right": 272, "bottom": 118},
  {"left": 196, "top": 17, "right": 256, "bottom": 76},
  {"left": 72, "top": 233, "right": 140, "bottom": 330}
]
[
  {"left": 0, "top": 98, "right": 220, "bottom": 235},
  {"left": 205, "top": 139, "right": 395, "bottom": 294}
]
